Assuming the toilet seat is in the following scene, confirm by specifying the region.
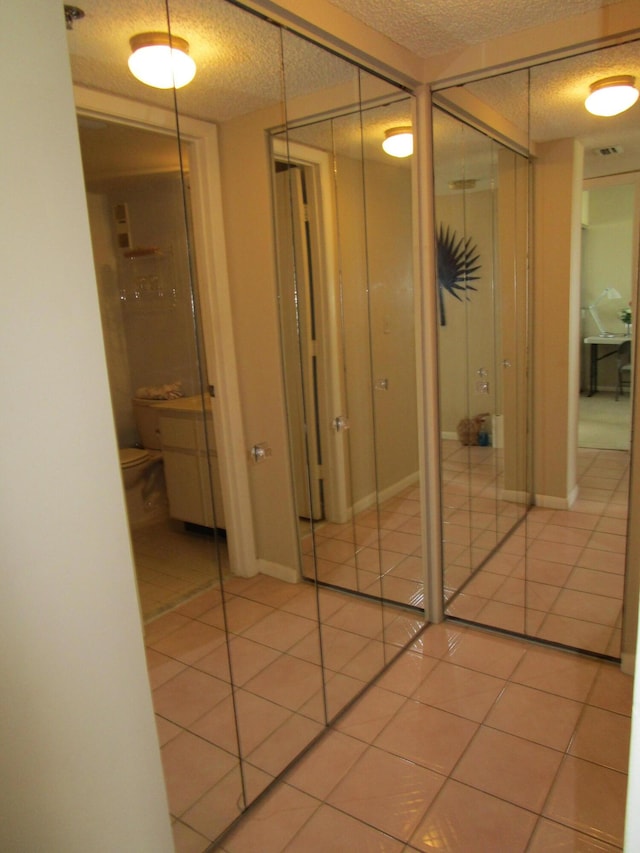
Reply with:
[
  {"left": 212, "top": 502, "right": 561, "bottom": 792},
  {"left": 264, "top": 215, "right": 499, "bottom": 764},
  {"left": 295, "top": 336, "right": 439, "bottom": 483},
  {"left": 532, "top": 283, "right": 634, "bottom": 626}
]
[{"left": 119, "top": 447, "right": 150, "bottom": 469}]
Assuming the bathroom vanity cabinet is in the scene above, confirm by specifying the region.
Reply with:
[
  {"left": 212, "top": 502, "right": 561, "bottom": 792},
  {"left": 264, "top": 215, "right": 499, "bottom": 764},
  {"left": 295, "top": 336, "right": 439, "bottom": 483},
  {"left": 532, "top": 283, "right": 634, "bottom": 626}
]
[{"left": 156, "top": 395, "right": 226, "bottom": 530}]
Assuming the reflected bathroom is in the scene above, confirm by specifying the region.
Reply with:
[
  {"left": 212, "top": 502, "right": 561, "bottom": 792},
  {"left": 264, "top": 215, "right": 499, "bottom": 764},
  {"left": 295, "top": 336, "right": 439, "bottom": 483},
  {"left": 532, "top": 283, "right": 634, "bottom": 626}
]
[{"left": 79, "top": 120, "right": 228, "bottom": 621}]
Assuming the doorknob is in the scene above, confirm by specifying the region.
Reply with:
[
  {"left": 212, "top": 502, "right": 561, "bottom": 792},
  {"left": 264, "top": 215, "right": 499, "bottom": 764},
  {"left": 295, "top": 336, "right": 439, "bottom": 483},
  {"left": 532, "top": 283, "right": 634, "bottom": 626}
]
[{"left": 332, "top": 416, "right": 351, "bottom": 432}]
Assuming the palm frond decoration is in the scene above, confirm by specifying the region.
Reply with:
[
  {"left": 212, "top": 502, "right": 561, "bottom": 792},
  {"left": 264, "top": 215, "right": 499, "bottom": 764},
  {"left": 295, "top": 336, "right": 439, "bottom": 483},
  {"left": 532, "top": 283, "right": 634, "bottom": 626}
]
[{"left": 437, "top": 224, "right": 481, "bottom": 326}]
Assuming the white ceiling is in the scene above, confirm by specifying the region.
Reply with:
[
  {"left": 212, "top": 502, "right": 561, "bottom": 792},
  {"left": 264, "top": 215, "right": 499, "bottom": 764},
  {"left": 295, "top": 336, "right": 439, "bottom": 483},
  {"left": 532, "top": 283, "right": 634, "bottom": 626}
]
[{"left": 67, "top": 0, "right": 640, "bottom": 182}]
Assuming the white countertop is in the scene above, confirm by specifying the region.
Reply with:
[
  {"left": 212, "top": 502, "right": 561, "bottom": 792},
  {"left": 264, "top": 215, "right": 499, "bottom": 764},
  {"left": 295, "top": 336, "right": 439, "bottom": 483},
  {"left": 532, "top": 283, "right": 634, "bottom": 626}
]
[{"left": 152, "top": 394, "right": 212, "bottom": 414}]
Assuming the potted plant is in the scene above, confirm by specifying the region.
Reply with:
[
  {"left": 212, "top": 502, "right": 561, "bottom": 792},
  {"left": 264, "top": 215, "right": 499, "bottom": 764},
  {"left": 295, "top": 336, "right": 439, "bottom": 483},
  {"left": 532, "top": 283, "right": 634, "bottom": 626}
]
[{"left": 619, "top": 304, "right": 632, "bottom": 335}]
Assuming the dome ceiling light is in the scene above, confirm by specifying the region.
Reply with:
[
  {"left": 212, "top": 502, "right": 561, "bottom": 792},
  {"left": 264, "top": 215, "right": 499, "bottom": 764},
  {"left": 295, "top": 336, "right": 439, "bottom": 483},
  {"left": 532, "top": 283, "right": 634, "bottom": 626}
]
[
  {"left": 584, "top": 76, "right": 639, "bottom": 117},
  {"left": 382, "top": 126, "right": 413, "bottom": 158},
  {"left": 128, "top": 32, "right": 196, "bottom": 90}
]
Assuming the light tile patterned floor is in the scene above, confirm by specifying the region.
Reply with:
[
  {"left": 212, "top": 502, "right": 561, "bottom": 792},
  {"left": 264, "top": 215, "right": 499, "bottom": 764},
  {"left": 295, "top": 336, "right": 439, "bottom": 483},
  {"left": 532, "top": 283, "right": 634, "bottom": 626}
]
[
  {"left": 132, "top": 520, "right": 229, "bottom": 621},
  {"left": 296, "top": 442, "right": 628, "bottom": 658},
  {"left": 444, "top": 446, "right": 628, "bottom": 657},
  {"left": 130, "top": 440, "right": 631, "bottom": 850},
  {"left": 145, "top": 573, "right": 423, "bottom": 850},
  {"left": 212, "top": 620, "right": 632, "bottom": 852},
  {"left": 133, "top": 525, "right": 633, "bottom": 852},
  {"left": 300, "top": 483, "right": 425, "bottom": 610}
]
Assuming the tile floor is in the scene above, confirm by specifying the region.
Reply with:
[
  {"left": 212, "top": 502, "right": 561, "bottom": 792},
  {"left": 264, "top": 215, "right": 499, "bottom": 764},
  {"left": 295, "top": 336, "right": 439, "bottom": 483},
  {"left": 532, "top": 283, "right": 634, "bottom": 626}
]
[
  {"left": 296, "top": 441, "right": 628, "bottom": 658},
  {"left": 144, "top": 571, "right": 423, "bottom": 851},
  {"left": 213, "top": 619, "right": 633, "bottom": 852},
  {"left": 132, "top": 520, "right": 229, "bottom": 622},
  {"left": 444, "top": 446, "right": 628, "bottom": 657},
  {"left": 129, "top": 435, "right": 631, "bottom": 850},
  {"left": 299, "top": 483, "right": 424, "bottom": 610}
]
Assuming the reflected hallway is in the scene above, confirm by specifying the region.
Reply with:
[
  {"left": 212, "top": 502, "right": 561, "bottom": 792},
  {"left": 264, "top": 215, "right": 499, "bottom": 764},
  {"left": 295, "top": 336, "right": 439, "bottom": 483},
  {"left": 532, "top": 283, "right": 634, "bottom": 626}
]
[
  {"left": 445, "top": 446, "right": 628, "bottom": 657},
  {"left": 299, "top": 483, "right": 424, "bottom": 610}
]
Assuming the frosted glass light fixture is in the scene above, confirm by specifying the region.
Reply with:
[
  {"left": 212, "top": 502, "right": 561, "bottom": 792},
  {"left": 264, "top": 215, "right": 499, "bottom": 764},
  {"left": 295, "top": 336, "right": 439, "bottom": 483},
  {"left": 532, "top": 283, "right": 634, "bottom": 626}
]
[
  {"left": 128, "top": 32, "right": 196, "bottom": 89},
  {"left": 382, "top": 126, "right": 413, "bottom": 158},
  {"left": 585, "top": 76, "right": 638, "bottom": 117},
  {"left": 589, "top": 287, "right": 622, "bottom": 336}
]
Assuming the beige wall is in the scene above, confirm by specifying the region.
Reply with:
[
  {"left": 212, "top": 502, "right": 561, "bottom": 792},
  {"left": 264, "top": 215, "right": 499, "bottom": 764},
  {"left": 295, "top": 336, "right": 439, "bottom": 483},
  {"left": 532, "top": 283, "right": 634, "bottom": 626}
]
[
  {"left": 533, "top": 138, "right": 584, "bottom": 506},
  {"left": 333, "top": 153, "right": 376, "bottom": 505},
  {"left": 219, "top": 90, "right": 416, "bottom": 560},
  {"left": 0, "top": 0, "right": 173, "bottom": 848},
  {"left": 218, "top": 105, "right": 301, "bottom": 574},
  {"left": 336, "top": 153, "right": 418, "bottom": 505},
  {"left": 364, "top": 159, "right": 418, "bottom": 495},
  {"left": 497, "top": 150, "right": 530, "bottom": 495},
  {"left": 436, "top": 189, "right": 497, "bottom": 435}
]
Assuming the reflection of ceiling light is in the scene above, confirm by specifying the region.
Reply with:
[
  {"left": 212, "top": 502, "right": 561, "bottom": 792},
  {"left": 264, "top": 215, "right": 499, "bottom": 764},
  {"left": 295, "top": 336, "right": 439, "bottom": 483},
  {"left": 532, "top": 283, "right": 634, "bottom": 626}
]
[
  {"left": 585, "top": 76, "right": 638, "bottom": 117},
  {"left": 382, "top": 127, "right": 413, "bottom": 158},
  {"left": 128, "top": 32, "right": 196, "bottom": 90}
]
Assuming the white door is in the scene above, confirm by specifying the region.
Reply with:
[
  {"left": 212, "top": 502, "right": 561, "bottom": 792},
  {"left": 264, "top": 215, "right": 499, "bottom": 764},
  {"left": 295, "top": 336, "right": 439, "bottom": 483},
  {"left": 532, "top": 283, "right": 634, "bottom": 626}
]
[{"left": 275, "top": 166, "right": 324, "bottom": 521}]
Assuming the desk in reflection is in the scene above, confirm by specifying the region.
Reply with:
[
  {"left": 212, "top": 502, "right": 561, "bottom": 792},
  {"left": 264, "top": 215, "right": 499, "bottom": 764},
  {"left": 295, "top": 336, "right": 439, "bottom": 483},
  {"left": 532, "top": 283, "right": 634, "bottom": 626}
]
[{"left": 584, "top": 334, "right": 632, "bottom": 396}]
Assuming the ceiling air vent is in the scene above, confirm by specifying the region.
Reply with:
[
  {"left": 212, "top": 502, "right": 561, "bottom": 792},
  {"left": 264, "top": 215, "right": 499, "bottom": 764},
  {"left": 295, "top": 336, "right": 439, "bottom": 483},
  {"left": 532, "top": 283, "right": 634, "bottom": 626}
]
[{"left": 593, "top": 145, "right": 624, "bottom": 156}]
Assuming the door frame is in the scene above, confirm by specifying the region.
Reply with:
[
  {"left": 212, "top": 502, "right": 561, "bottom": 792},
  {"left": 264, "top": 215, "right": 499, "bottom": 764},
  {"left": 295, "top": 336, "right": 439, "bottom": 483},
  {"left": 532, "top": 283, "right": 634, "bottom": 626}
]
[
  {"left": 272, "top": 137, "right": 351, "bottom": 524},
  {"left": 74, "top": 85, "right": 257, "bottom": 577}
]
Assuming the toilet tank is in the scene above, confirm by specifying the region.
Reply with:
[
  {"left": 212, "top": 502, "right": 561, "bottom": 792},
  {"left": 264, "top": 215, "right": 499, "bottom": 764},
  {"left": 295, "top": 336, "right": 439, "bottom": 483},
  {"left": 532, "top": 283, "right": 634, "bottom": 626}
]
[{"left": 132, "top": 398, "right": 164, "bottom": 450}]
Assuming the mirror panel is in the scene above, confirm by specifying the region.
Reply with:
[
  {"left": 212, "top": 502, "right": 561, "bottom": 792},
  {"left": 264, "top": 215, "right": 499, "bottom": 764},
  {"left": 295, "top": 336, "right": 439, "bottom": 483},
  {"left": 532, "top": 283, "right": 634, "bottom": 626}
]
[
  {"left": 77, "top": 105, "right": 245, "bottom": 846},
  {"left": 433, "top": 81, "right": 532, "bottom": 630},
  {"left": 207, "top": 11, "right": 329, "bottom": 807},
  {"left": 434, "top": 42, "right": 636, "bottom": 658},
  {"left": 276, "top": 33, "right": 424, "bottom": 719},
  {"left": 71, "top": 0, "right": 429, "bottom": 843}
]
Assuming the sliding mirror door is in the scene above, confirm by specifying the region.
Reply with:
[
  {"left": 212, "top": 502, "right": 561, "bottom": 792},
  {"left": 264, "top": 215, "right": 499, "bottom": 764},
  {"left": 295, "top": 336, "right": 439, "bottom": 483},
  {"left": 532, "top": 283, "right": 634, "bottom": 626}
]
[
  {"left": 433, "top": 75, "right": 532, "bottom": 629},
  {"left": 275, "top": 33, "right": 424, "bottom": 719},
  {"left": 434, "top": 40, "right": 639, "bottom": 658},
  {"left": 75, "top": 55, "right": 244, "bottom": 852},
  {"left": 71, "top": 0, "right": 429, "bottom": 842}
]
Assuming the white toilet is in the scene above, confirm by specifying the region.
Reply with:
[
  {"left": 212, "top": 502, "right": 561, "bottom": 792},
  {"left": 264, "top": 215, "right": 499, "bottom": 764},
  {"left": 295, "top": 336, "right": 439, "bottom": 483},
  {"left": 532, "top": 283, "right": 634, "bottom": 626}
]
[{"left": 119, "top": 399, "right": 167, "bottom": 528}]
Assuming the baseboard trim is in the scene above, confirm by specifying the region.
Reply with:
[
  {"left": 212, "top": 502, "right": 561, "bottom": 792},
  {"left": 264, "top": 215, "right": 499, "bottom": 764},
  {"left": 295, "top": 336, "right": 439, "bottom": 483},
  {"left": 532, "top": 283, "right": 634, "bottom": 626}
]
[
  {"left": 257, "top": 558, "right": 300, "bottom": 584},
  {"left": 534, "top": 485, "right": 579, "bottom": 510},
  {"left": 351, "top": 471, "right": 420, "bottom": 517},
  {"left": 621, "top": 652, "right": 635, "bottom": 676}
]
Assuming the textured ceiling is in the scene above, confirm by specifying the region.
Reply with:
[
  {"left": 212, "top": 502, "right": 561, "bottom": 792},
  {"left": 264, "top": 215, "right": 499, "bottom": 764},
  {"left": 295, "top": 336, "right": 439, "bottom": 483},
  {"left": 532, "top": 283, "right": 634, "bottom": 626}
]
[
  {"left": 67, "top": 0, "right": 640, "bottom": 182},
  {"left": 68, "top": 0, "right": 358, "bottom": 124},
  {"left": 458, "top": 40, "right": 640, "bottom": 178},
  {"left": 327, "top": 0, "right": 623, "bottom": 57}
]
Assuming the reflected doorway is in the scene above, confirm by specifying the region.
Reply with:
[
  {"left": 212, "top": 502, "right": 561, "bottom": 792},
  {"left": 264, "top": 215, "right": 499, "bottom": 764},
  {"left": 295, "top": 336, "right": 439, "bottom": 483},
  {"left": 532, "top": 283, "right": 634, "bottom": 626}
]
[
  {"left": 579, "top": 178, "right": 636, "bottom": 454},
  {"left": 77, "top": 115, "right": 228, "bottom": 621},
  {"left": 271, "top": 88, "right": 422, "bottom": 612}
]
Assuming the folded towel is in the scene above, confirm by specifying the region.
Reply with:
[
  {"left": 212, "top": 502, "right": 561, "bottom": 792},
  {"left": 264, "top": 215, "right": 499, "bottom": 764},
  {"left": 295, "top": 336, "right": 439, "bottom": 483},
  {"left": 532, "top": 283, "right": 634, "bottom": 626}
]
[{"left": 136, "top": 381, "right": 184, "bottom": 401}]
